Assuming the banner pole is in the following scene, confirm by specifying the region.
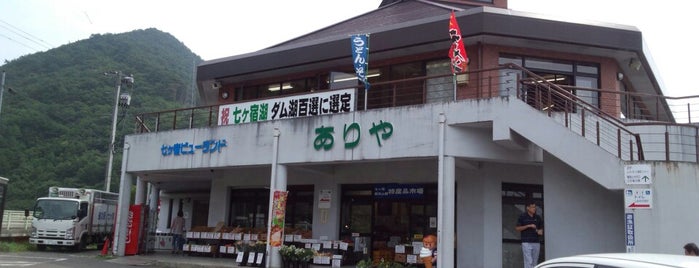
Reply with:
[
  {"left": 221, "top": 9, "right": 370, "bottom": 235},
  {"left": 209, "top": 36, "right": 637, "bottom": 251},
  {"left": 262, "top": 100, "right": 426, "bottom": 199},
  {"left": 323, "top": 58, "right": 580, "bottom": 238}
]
[
  {"left": 364, "top": 88, "right": 368, "bottom": 111},
  {"left": 453, "top": 74, "right": 457, "bottom": 101},
  {"left": 365, "top": 34, "right": 370, "bottom": 110}
]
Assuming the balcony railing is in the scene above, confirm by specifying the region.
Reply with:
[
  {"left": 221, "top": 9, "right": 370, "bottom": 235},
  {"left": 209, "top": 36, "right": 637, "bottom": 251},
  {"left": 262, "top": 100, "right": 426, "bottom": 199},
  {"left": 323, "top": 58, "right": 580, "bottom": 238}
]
[{"left": 134, "top": 65, "right": 698, "bottom": 162}]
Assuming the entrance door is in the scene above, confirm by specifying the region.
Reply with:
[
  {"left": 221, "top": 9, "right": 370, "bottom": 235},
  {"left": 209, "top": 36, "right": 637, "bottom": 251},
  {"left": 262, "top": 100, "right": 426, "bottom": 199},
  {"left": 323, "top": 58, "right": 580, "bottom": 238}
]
[
  {"left": 191, "top": 199, "right": 209, "bottom": 227},
  {"left": 340, "top": 184, "right": 437, "bottom": 254},
  {"left": 502, "top": 183, "right": 544, "bottom": 268}
]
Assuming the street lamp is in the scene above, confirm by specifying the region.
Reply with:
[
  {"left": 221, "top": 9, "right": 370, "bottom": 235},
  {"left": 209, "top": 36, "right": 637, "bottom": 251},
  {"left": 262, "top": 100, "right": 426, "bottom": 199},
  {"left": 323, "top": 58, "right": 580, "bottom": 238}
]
[{"left": 104, "top": 71, "right": 134, "bottom": 192}]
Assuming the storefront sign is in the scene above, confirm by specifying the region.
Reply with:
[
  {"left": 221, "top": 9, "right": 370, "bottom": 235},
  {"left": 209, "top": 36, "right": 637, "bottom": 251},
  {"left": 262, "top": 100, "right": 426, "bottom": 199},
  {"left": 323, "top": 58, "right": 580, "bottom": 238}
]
[
  {"left": 313, "top": 120, "right": 393, "bottom": 151},
  {"left": 218, "top": 89, "right": 355, "bottom": 126},
  {"left": 624, "top": 164, "right": 652, "bottom": 184},
  {"left": 161, "top": 139, "right": 227, "bottom": 156},
  {"left": 374, "top": 184, "right": 424, "bottom": 199},
  {"left": 624, "top": 189, "right": 652, "bottom": 209},
  {"left": 270, "top": 190, "right": 288, "bottom": 247}
]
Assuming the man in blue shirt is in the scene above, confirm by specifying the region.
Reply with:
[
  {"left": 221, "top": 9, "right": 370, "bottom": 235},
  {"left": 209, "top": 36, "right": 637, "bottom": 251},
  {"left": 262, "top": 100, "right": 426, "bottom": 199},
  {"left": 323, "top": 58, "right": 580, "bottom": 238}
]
[{"left": 516, "top": 201, "right": 544, "bottom": 268}]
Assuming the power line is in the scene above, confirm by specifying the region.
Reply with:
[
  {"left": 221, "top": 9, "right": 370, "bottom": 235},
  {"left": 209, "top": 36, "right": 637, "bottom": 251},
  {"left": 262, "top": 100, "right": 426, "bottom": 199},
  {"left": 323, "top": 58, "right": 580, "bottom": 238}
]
[
  {"left": 0, "top": 19, "right": 54, "bottom": 49},
  {"left": 0, "top": 32, "right": 41, "bottom": 52}
]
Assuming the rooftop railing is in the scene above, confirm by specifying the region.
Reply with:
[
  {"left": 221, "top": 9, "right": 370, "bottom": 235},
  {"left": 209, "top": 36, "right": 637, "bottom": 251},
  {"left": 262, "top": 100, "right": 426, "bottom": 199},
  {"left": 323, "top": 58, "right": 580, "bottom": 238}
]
[{"left": 134, "top": 65, "right": 698, "bottom": 162}]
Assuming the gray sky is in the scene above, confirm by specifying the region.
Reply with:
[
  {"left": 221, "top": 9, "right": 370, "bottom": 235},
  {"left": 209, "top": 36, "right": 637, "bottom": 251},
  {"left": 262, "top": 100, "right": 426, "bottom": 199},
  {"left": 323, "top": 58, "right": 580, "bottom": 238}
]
[{"left": 1, "top": 0, "right": 696, "bottom": 97}]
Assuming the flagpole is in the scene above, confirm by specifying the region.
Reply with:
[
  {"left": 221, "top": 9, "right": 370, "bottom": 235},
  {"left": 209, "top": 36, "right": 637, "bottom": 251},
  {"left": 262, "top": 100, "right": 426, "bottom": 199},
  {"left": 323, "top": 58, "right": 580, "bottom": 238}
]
[
  {"left": 365, "top": 35, "right": 370, "bottom": 111},
  {"left": 453, "top": 74, "right": 457, "bottom": 101}
]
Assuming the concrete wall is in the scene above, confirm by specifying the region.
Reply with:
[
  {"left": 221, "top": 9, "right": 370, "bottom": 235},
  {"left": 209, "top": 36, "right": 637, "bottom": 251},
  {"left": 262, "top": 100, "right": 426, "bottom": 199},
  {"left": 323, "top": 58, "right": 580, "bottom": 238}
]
[
  {"left": 543, "top": 153, "right": 625, "bottom": 259},
  {"left": 632, "top": 162, "right": 699, "bottom": 254},
  {"left": 136, "top": 99, "right": 699, "bottom": 266},
  {"left": 456, "top": 162, "right": 542, "bottom": 267}
]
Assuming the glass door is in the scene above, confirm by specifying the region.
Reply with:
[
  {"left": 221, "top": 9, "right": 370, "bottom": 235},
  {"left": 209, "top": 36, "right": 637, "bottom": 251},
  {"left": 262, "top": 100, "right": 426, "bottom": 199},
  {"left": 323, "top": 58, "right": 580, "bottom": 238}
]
[{"left": 502, "top": 183, "right": 544, "bottom": 268}]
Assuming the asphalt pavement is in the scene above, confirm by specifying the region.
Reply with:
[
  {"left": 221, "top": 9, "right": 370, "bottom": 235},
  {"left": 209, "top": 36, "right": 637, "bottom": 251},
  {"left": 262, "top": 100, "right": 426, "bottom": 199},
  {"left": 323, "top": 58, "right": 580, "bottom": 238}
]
[
  {"left": 107, "top": 250, "right": 356, "bottom": 267},
  {"left": 107, "top": 250, "right": 238, "bottom": 267}
]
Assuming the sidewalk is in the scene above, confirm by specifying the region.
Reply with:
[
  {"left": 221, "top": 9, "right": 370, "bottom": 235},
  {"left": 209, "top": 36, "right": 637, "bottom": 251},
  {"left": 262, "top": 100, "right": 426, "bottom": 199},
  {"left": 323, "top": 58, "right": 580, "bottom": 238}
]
[
  {"left": 107, "top": 250, "right": 240, "bottom": 267},
  {"left": 107, "top": 250, "right": 356, "bottom": 268}
]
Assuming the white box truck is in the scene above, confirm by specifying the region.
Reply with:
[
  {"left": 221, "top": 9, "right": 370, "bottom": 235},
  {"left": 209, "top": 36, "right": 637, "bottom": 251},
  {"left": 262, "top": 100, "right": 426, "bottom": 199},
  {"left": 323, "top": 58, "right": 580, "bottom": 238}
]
[{"left": 29, "top": 187, "right": 118, "bottom": 250}]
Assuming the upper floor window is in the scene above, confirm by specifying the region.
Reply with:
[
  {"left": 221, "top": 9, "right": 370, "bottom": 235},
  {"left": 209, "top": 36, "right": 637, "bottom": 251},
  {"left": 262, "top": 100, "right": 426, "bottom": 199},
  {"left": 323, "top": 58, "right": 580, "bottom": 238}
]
[
  {"left": 234, "top": 75, "right": 328, "bottom": 102},
  {"left": 500, "top": 55, "right": 600, "bottom": 109}
]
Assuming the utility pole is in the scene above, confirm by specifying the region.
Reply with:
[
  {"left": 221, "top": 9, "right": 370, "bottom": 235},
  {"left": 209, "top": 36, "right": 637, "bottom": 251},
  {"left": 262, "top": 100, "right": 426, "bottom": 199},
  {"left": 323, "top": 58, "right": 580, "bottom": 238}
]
[
  {"left": 0, "top": 71, "right": 5, "bottom": 122},
  {"left": 104, "top": 71, "right": 133, "bottom": 192}
]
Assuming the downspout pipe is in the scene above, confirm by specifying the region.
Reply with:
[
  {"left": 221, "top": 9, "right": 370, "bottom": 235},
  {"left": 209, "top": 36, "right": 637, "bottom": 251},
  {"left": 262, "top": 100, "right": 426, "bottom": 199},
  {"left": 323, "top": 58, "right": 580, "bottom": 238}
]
[
  {"left": 113, "top": 142, "right": 131, "bottom": 256},
  {"left": 266, "top": 128, "right": 281, "bottom": 268},
  {"left": 437, "top": 113, "right": 446, "bottom": 266}
]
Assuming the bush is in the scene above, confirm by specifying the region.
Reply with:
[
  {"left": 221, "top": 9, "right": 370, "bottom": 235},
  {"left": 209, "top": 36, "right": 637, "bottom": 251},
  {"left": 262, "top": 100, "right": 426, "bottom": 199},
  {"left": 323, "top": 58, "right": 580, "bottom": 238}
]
[{"left": 0, "top": 240, "right": 34, "bottom": 252}]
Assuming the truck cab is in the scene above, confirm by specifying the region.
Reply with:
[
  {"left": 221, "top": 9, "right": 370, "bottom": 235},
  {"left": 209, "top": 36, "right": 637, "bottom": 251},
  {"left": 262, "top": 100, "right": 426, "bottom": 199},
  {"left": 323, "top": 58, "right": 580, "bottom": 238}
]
[{"left": 29, "top": 187, "right": 117, "bottom": 251}]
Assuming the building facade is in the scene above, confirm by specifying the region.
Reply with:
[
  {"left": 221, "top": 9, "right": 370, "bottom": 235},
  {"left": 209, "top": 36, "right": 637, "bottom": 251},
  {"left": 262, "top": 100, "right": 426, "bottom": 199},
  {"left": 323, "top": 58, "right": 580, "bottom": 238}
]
[{"left": 112, "top": 1, "right": 699, "bottom": 267}]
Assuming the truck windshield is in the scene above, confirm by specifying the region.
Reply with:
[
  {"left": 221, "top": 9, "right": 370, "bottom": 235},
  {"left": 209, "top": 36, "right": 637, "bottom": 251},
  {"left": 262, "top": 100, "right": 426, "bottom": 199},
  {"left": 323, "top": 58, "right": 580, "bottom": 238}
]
[{"left": 33, "top": 199, "right": 78, "bottom": 220}]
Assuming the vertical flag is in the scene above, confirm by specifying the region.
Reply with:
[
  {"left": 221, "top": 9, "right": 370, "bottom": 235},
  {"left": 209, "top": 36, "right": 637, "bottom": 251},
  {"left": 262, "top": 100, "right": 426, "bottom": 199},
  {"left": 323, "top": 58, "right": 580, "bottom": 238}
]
[
  {"left": 351, "top": 34, "right": 370, "bottom": 90},
  {"left": 448, "top": 11, "right": 468, "bottom": 74},
  {"left": 269, "top": 190, "right": 288, "bottom": 247}
]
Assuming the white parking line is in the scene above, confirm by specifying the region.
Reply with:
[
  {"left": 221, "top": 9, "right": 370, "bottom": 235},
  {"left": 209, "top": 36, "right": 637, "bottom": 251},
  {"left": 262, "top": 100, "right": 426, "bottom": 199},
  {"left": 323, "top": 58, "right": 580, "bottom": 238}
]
[
  {"left": 0, "top": 255, "right": 66, "bottom": 267},
  {"left": 0, "top": 261, "right": 37, "bottom": 267}
]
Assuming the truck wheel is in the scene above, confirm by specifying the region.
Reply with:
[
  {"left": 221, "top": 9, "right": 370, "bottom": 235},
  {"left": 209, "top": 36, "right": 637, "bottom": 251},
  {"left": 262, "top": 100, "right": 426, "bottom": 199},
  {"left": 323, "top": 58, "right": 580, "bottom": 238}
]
[
  {"left": 37, "top": 244, "right": 47, "bottom": 251},
  {"left": 74, "top": 235, "right": 87, "bottom": 251}
]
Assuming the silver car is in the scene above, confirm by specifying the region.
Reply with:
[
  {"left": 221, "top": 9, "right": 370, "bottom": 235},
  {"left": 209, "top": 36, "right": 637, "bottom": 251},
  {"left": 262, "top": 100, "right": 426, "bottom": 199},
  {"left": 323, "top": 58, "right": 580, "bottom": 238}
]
[{"left": 536, "top": 253, "right": 699, "bottom": 268}]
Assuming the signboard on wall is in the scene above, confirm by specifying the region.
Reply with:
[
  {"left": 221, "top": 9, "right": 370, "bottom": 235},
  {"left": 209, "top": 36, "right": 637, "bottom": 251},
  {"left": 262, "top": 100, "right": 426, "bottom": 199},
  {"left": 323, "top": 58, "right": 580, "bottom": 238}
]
[
  {"left": 624, "top": 164, "right": 652, "bottom": 184},
  {"left": 373, "top": 184, "right": 425, "bottom": 199},
  {"left": 218, "top": 89, "right": 356, "bottom": 126},
  {"left": 625, "top": 212, "right": 635, "bottom": 252},
  {"left": 624, "top": 189, "right": 652, "bottom": 209},
  {"left": 318, "top": 189, "right": 332, "bottom": 209}
]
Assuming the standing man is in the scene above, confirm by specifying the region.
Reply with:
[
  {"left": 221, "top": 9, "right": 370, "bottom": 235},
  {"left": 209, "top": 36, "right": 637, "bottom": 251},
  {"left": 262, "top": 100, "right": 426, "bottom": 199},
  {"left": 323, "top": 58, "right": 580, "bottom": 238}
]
[{"left": 516, "top": 201, "right": 543, "bottom": 268}]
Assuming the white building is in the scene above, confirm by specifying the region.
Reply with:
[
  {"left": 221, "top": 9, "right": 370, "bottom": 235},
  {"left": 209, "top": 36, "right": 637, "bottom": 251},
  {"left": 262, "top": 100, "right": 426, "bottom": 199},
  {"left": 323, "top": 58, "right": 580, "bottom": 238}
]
[{"left": 112, "top": 1, "right": 699, "bottom": 267}]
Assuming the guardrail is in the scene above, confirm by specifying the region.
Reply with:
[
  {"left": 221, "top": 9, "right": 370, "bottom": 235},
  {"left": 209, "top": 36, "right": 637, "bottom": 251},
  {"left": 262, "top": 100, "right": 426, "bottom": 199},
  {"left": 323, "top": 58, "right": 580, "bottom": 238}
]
[
  {"left": 1, "top": 210, "right": 32, "bottom": 237},
  {"left": 132, "top": 64, "right": 698, "bottom": 163}
]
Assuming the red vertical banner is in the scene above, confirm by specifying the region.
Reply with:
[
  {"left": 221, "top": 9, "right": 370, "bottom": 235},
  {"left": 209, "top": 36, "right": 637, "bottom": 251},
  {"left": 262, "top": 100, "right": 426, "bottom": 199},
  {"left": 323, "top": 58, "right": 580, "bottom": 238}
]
[
  {"left": 270, "top": 190, "right": 288, "bottom": 247},
  {"left": 125, "top": 204, "right": 141, "bottom": 255},
  {"left": 448, "top": 11, "right": 468, "bottom": 74}
]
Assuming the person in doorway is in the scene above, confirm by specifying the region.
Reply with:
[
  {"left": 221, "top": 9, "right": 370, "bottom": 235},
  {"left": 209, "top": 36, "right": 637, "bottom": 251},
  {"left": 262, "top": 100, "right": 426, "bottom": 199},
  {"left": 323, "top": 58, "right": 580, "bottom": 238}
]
[
  {"left": 171, "top": 210, "right": 185, "bottom": 254},
  {"left": 516, "top": 201, "right": 544, "bottom": 268},
  {"left": 420, "top": 234, "right": 438, "bottom": 268},
  {"left": 684, "top": 242, "right": 699, "bottom": 256}
]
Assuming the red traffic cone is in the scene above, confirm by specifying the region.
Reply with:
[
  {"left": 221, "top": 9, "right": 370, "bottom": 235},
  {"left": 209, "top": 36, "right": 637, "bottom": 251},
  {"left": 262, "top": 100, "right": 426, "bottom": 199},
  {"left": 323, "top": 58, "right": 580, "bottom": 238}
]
[{"left": 101, "top": 237, "right": 111, "bottom": 256}]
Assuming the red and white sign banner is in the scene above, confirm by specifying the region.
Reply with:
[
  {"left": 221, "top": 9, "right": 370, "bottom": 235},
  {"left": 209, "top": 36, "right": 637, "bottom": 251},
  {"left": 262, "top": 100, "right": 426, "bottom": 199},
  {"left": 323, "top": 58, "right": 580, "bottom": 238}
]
[{"left": 218, "top": 89, "right": 355, "bottom": 126}]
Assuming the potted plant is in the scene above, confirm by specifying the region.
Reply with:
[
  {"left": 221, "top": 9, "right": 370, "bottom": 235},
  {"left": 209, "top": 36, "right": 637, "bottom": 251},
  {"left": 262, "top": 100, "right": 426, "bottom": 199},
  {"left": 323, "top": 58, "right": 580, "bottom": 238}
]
[
  {"left": 235, "top": 241, "right": 252, "bottom": 266},
  {"left": 294, "top": 247, "right": 315, "bottom": 268},
  {"left": 356, "top": 258, "right": 372, "bottom": 268},
  {"left": 249, "top": 241, "right": 267, "bottom": 267},
  {"left": 279, "top": 244, "right": 297, "bottom": 268}
]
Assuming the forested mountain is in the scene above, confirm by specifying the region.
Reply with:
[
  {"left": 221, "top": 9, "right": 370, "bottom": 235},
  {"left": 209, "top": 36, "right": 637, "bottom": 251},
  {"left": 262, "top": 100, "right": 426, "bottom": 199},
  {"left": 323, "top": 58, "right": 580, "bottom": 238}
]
[{"left": 0, "top": 28, "right": 202, "bottom": 210}]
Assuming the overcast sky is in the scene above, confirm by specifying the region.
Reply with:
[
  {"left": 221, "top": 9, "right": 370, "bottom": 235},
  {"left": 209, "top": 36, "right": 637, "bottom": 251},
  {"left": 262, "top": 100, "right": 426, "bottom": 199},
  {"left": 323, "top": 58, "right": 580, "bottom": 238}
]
[{"left": 1, "top": 0, "right": 696, "bottom": 97}]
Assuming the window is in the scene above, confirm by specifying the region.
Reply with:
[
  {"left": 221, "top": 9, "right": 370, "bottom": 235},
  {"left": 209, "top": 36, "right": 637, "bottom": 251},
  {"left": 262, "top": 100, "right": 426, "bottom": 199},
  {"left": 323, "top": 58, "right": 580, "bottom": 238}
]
[
  {"left": 234, "top": 76, "right": 326, "bottom": 102},
  {"left": 285, "top": 185, "right": 314, "bottom": 230},
  {"left": 228, "top": 186, "right": 314, "bottom": 230},
  {"left": 340, "top": 184, "right": 437, "bottom": 248},
  {"left": 229, "top": 189, "right": 269, "bottom": 229},
  {"left": 501, "top": 55, "right": 600, "bottom": 110}
]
